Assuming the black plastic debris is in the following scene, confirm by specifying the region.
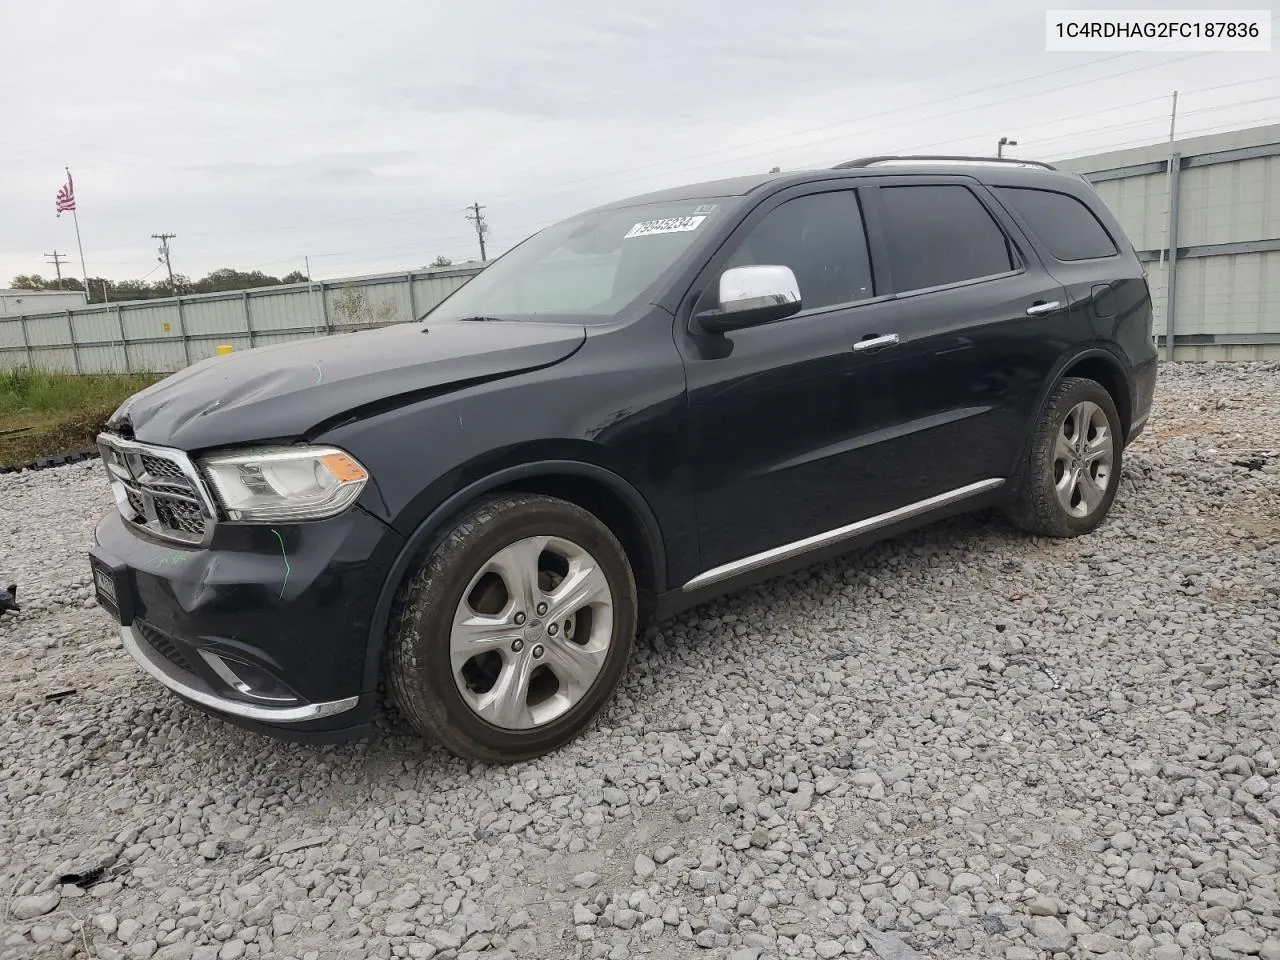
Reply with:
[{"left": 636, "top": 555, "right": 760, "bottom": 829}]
[
  {"left": 0, "top": 584, "right": 18, "bottom": 617},
  {"left": 45, "top": 688, "right": 77, "bottom": 703},
  {"left": 57, "top": 865, "right": 105, "bottom": 888},
  {"left": 1232, "top": 455, "right": 1269, "bottom": 471}
]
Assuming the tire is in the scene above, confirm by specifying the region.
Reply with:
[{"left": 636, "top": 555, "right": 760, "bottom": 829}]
[
  {"left": 1005, "top": 376, "right": 1124, "bottom": 539},
  {"left": 386, "top": 492, "right": 637, "bottom": 763}
]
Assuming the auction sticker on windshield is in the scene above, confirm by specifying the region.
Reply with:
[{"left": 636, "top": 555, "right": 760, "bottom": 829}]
[{"left": 624, "top": 215, "right": 707, "bottom": 239}]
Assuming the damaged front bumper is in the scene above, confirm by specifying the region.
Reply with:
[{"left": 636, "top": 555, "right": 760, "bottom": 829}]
[
  {"left": 88, "top": 503, "right": 404, "bottom": 742},
  {"left": 118, "top": 623, "right": 360, "bottom": 722}
]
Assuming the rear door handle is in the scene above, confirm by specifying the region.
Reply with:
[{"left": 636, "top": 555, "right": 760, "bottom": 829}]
[
  {"left": 1025, "top": 301, "right": 1062, "bottom": 316},
  {"left": 853, "top": 333, "right": 900, "bottom": 352}
]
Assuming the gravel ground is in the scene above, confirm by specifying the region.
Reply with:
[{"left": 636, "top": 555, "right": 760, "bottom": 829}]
[{"left": 2, "top": 362, "right": 1278, "bottom": 960}]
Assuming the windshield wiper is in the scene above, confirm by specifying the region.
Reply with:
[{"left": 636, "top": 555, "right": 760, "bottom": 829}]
[{"left": 454, "top": 315, "right": 507, "bottom": 322}]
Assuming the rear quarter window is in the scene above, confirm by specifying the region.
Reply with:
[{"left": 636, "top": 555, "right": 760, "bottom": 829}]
[{"left": 994, "top": 186, "right": 1119, "bottom": 261}]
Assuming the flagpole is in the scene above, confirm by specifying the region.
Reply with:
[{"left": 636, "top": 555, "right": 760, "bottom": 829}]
[
  {"left": 65, "top": 167, "right": 90, "bottom": 303},
  {"left": 71, "top": 210, "right": 90, "bottom": 302}
]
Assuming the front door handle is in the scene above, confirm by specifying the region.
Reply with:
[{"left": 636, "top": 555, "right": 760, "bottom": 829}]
[
  {"left": 853, "top": 333, "right": 900, "bottom": 352},
  {"left": 1025, "top": 300, "right": 1062, "bottom": 316}
]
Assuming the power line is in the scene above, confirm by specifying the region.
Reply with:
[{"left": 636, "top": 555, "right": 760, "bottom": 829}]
[
  {"left": 242, "top": 183, "right": 1275, "bottom": 283},
  {"left": 168, "top": 47, "right": 1249, "bottom": 243},
  {"left": 278, "top": 99, "right": 1280, "bottom": 271},
  {"left": 64, "top": 49, "right": 1279, "bottom": 284},
  {"left": 878, "top": 76, "right": 1278, "bottom": 156},
  {"left": 598, "top": 54, "right": 1272, "bottom": 192},
  {"left": 1042, "top": 113, "right": 1280, "bottom": 161},
  {"left": 148, "top": 98, "right": 1280, "bottom": 285},
  {"left": 136, "top": 262, "right": 165, "bottom": 282},
  {"left": 459, "top": 55, "right": 1144, "bottom": 201},
  {"left": 889, "top": 92, "right": 1280, "bottom": 159},
  {"left": 270, "top": 52, "right": 1278, "bottom": 244},
  {"left": 231, "top": 113, "right": 1279, "bottom": 279},
  {"left": 374, "top": 35, "right": 1280, "bottom": 221},
  {"left": 1031, "top": 97, "right": 1279, "bottom": 151}
]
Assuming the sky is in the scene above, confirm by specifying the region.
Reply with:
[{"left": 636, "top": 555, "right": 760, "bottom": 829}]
[{"left": 1, "top": 0, "right": 1276, "bottom": 286}]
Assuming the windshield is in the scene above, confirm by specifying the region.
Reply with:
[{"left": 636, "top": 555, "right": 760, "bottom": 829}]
[{"left": 424, "top": 197, "right": 739, "bottom": 323}]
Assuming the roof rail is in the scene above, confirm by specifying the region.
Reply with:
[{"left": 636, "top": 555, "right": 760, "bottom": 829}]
[{"left": 834, "top": 155, "right": 1058, "bottom": 171}]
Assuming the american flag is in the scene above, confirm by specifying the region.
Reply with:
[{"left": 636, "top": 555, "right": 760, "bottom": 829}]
[{"left": 55, "top": 170, "right": 76, "bottom": 216}]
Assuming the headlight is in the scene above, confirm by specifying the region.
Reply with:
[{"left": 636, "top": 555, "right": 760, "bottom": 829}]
[{"left": 199, "top": 445, "right": 369, "bottom": 522}]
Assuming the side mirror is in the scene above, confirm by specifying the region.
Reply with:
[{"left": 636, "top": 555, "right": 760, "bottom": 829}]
[{"left": 695, "top": 264, "right": 803, "bottom": 334}]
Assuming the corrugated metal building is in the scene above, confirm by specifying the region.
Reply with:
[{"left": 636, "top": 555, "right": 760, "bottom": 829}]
[
  {"left": 0, "top": 288, "right": 88, "bottom": 317},
  {"left": 1056, "top": 122, "right": 1280, "bottom": 361}
]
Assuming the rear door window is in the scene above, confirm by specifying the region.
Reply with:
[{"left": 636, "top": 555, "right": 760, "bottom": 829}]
[
  {"left": 994, "top": 186, "right": 1119, "bottom": 261},
  {"left": 878, "top": 185, "right": 1017, "bottom": 293}
]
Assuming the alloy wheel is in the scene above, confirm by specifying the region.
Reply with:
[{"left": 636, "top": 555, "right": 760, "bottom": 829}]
[
  {"left": 449, "top": 535, "right": 614, "bottom": 730},
  {"left": 1053, "top": 400, "right": 1114, "bottom": 518}
]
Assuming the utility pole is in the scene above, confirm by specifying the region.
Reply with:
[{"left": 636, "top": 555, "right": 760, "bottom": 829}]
[
  {"left": 44, "top": 250, "right": 68, "bottom": 288},
  {"left": 465, "top": 202, "right": 488, "bottom": 262},
  {"left": 997, "top": 136, "right": 1017, "bottom": 158},
  {"left": 152, "top": 233, "right": 177, "bottom": 290}
]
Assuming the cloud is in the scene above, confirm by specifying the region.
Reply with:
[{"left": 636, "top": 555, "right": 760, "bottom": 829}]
[{"left": 0, "top": 0, "right": 1273, "bottom": 282}]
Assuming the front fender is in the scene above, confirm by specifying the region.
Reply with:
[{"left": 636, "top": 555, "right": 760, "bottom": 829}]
[{"left": 355, "top": 457, "right": 668, "bottom": 697}]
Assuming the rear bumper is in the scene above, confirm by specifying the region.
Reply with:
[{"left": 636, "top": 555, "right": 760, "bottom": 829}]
[
  {"left": 89, "top": 502, "right": 404, "bottom": 742},
  {"left": 1126, "top": 355, "right": 1158, "bottom": 445},
  {"left": 1127, "top": 411, "right": 1149, "bottom": 444}
]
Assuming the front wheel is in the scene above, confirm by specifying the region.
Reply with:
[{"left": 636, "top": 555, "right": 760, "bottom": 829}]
[
  {"left": 1005, "top": 376, "right": 1124, "bottom": 538},
  {"left": 386, "top": 492, "right": 637, "bottom": 763}
]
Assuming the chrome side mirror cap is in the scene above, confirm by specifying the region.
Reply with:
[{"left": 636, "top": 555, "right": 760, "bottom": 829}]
[{"left": 697, "top": 264, "right": 803, "bottom": 334}]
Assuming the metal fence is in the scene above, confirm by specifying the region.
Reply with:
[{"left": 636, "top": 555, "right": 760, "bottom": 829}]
[
  {"left": 1060, "top": 121, "right": 1280, "bottom": 362},
  {"left": 0, "top": 265, "right": 484, "bottom": 374},
  {"left": 7, "top": 125, "right": 1279, "bottom": 372}
]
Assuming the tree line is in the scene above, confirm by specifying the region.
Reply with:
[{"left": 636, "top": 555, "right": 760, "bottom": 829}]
[
  {"left": 9, "top": 268, "right": 315, "bottom": 304},
  {"left": 11, "top": 255, "right": 463, "bottom": 305}
]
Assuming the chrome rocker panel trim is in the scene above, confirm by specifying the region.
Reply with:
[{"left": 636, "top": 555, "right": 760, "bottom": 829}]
[
  {"left": 121, "top": 625, "right": 359, "bottom": 722},
  {"left": 682, "top": 478, "right": 1006, "bottom": 592}
]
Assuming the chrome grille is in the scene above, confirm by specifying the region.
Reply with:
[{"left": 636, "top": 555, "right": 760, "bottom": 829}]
[
  {"left": 140, "top": 454, "right": 186, "bottom": 483},
  {"left": 98, "top": 433, "right": 217, "bottom": 546},
  {"left": 155, "top": 498, "right": 206, "bottom": 536},
  {"left": 126, "top": 490, "right": 145, "bottom": 515}
]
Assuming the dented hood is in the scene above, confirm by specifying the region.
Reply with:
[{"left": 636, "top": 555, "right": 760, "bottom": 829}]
[{"left": 109, "top": 320, "right": 586, "bottom": 450}]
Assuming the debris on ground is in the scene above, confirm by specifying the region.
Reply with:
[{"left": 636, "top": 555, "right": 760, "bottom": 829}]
[{"left": 0, "top": 582, "right": 17, "bottom": 616}]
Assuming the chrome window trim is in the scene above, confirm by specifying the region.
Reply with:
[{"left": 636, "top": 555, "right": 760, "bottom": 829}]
[{"left": 97, "top": 432, "right": 220, "bottom": 547}]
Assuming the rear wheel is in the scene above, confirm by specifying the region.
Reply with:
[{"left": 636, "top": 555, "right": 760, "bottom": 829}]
[
  {"left": 1005, "top": 376, "right": 1123, "bottom": 538},
  {"left": 386, "top": 492, "right": 637, "bottom": 763}
]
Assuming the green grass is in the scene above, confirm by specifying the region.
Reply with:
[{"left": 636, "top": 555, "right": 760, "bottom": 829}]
[
  {"left": 0, "top": 368, "right": 159, "bottom": 418},
  {"left": 0, "top": 368, "right": 162, "bottom": 466}
]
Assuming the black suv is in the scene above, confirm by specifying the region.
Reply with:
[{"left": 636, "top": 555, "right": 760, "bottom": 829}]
[{"left": 88, "top": 156, "right": 1157, "bottom": 762}]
